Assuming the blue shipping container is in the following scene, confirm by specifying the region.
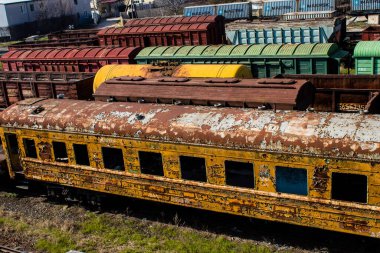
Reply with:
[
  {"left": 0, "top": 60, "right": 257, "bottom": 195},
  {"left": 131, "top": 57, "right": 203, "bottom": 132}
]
[
  {"left": 226, "top": 27, "right": 335, "bottom": 45},
  {"left": 217, "top": 2, "right": 252, "bottom": 20},
  {"left": 184, "top": 5, "right": 216, "bottom": 16},
  {"left": 351, "top": 0, "right": 380, "bottom": 11},
  {"left": 263, "top": 0, "right": 297, "bottom": 16},
  {"left": 299, "top": 0, "right": 335, "bottom": 12}
]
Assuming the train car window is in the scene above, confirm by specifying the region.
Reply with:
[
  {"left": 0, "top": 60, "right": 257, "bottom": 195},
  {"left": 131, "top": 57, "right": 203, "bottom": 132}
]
[
  {"left": 53, "top": 141, "right": 69, "bottom": 163},
  {"left": 331, "top": 173, "right": 367, "bottom": 204},
  {"left": 225, "top": 160, "right": 254, "bottom": 188},
  {"left": 5, "top": 133, "right": 19, "bottom": 154},
  {"left": 179, "top": 156, "right": 207, "bottom": 182},
  {"left": 138, "top": 151, "right": 164, "bottom": 176},
  {"left": 73, "top": 144, "right": 90, "bottom": 166},
  {"left": 275, "top": 166, "right": 308, "bottom": 196},
  {"left": 102, "top": 147, "right": 125, "bottom": 171},
  {"left": 23, "top": 138, "right": 37, "bottom": 158}
]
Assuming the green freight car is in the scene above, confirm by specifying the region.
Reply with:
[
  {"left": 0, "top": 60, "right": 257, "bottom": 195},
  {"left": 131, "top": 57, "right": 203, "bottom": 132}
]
[
  {"left": 136, "top": 44, "right": 348, "bottom": 78},
  {"left": 355, "top": 41, "right": 380, "bottom": 75}
]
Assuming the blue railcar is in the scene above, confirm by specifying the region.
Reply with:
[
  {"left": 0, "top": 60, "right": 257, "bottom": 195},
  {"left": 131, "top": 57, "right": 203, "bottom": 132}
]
[
  {"left": 351, "top": 0, "right": 380, "bottom": 12},
  {"left": 299, "top": 0, "right": 336, "bottom": 12},
  {"left": 183, "top": 5, "right": 217, "bottom": 17},
  {"left": 216, "top": 2, "right": 252, "bottom": 20},
  {"left": 263, "top": 0, "right": 297, "bottom": 16},
  {"left": 226, "top": 26, "right": 336, "bottom": 45}
]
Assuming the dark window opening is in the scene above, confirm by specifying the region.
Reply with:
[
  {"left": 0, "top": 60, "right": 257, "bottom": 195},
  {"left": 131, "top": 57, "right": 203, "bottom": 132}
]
[
  {"left": 139, "top": 151, "right": 164, "bottom": 176},
  {"left": 30, "top": 4, "right": 34, "bottom": 11},
  {"left": 53, "top": 141, "right": 68, "bottom": 163},
  {"left": 180, "top": 156, "right": 206, "bottom": 182},
  {"left": 102, "top": 147, "right": 125, "bottom": 171},
  {"left": 73, "top": 144, "right": 90, "bottom": 166},
  {"left": 74, "top": 0, "right": 78, "bottom": 5},
  {"left": 332, "top": 173, "right": 367, "bottom": 203},
  {"left": 225, "top": 160, "right": 254, "bottom": 188},
  {"left": 276, "top": 166, "right": 308, "bottom": 196},
  {"left": 5, "top": 133, "right": 19, "bottom": 154},
  {"left": 23, "top": 138, "right": 37, "bottom": 158}
]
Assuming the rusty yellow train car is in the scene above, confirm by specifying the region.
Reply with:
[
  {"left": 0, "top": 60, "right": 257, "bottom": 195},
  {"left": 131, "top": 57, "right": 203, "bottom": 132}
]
[{"left": 1, "top": 98, "right": 380, "bottom": 238}]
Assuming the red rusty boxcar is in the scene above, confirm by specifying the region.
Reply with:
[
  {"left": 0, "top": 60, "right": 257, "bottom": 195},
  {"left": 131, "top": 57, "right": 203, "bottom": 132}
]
[
  {"left": 8, "top": 38, "right": 100, "bottom": 50},
  {"left": 124, "top": 16, "right": 226, "bottom": 44},
  {"left": 362, "top": 26, "right": 380, "bottom": 41},
  {"left": 0, "top": 47, "right": 141, "bottom": 73},
  {"left": 98, "top": 22, "right": 222, "bottom": 47},
  {"left": 0, "top": 71, "right": 94, "bottom": 108},
  {"left": 47, "top": 29, "right": 100, "bottom": 41}
]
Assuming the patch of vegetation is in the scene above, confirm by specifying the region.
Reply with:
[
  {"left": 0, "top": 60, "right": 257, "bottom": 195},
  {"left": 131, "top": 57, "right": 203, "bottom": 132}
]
[
  {"left": 35, "top": 229, "right": 76, "bottom": 253},
  {"left": 0, "top": 201, "right": 284, "bottom": 253}
]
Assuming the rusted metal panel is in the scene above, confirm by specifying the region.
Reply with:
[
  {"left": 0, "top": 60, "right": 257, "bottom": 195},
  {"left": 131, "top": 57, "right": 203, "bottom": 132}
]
[
  {"left": 0, "top": 47, "right": 141, "bottom": 73},
  {"left": 0, "top": 72, "right": 94, "bottom": 108},
  {"left": 93, "top": 77, "right": 315, "bottom": 110},
  {"left": 124, "top": 15, "right": 224, "bottom": 27},
  {"left": 2, "top": 98, "right": 380, "bottom": 162},
  {"left": 47, "top": 29, "right": 100, "bottom": 41},
  {"left": 278, "top": 74, "right": 380, "bottom": 113},
  {"left": 98, "top": 22, "right": 223, "bottom": 47},
  {"left": 7, "top": 38, "right": 100, "bottom": 50},
  {"left": 362, "top": 26, "right": 380, "bottom": 41}
]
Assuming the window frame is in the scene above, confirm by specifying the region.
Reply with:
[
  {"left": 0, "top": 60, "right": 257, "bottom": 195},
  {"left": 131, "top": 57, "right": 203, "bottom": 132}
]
[
  {"left": 101, "top": 146, "right": 125, "bottom": 171},
  {"left": 52, "top": 141, "right": 69, "bottom": 163},
  {"left": 138, "top": 150, "right": 164, "bottom": 176},
  {"left": 73, "top": 143, "right": 90, "bottom": 166},
  {"left": 179, "top": 155, "right": 207, "bottom": 182},
  {"left": 23, "top": 138, "right": 38, "bottom": 159},
  {"left": 224, "top": 160, "right": 255, "bottom": 189},
  {"left": 275, "top": 166, "right": 308, "bottom": 196}
]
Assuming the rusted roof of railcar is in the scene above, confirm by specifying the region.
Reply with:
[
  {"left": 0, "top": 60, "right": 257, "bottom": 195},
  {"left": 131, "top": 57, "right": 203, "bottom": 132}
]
[
  {"left": 1, "top": 98, "right": 380, "bottom": 162},
  {"left": 124, "top": 15, "right": 223, "bottom": 27},
  {"left": 94, "top": 77, "right": 315, "bottom": 110},
  {"left": 98, "top": 23, "right": 213, "bottom": 36},
  {"left": 0, "top": 47, "right": 141, "bottom": 60}
]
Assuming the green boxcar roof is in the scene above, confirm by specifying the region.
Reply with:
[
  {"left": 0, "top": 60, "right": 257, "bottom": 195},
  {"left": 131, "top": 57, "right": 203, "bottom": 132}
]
[
  {"left": 354, "top": 41, "right": 380, "bottom": 58},
  {"left": 136, "top": 43, "right": 342, "bottom": 59}
]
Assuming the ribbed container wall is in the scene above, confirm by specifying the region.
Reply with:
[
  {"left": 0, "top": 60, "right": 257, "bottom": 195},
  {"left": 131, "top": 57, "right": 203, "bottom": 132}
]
[
  {"left": 216, "top": 2, "right": 252, "bottom": 20},
  {"left": 299, "top": 0, "right": 336, "bottom": 12},
  {"left": 184, "top": 5, "right": 217, "bottom": 16},
  {"left": 263, "top": 0, "right": 297, "bottom": 16},
  {"left": 226, "top": 26, "right": 334, "bottom": 44},
  {"left": 351, "top": 0, "right": 380, "bottom": 11}
]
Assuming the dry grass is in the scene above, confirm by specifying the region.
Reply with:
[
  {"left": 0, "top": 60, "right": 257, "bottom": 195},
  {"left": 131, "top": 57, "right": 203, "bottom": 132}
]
[{"left": 0, "top": 204, "right": 287, "bottom": 253}]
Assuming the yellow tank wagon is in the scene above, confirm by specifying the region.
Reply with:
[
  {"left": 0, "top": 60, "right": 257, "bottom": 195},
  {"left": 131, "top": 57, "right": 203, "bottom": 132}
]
[
  {"left": 93, "top": 64, "right": 252, "bottom": 92},
  {"left": 1, "top": 98, "right": 380, "bottom": 238}
]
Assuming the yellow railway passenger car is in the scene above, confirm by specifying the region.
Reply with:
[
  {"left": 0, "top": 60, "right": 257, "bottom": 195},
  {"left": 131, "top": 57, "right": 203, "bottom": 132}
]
[{"left": 1, "top": 98, "right": 380, "bottom": 238}]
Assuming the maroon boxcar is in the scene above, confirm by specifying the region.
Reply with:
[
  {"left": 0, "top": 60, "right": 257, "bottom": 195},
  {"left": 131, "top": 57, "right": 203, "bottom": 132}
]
[
  {"left": 0, "top": 71, "right": 94, "bottom": 108},
  {"left": 0, "top": 47, "right": 141, "bottom": 73},
  {"left": 124, "top": 16, "right": 226, "bottom": 43},
  {"left": 94, "top": 76, "right": 315, "bottom": 111},
  {"left": 98, "top": 22, "right": 223, "bottom": 47},
  {"left": 362, "top": 26, "right": 380, "bottom": 41},
  {"left": 47, "top": 29, "right": 100, "bottom": 41},
  {"left": 8, "top": 38, "right": 99, "bottom": 50}
]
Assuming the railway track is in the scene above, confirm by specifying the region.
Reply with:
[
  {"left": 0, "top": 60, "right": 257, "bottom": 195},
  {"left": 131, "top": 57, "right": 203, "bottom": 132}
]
[{"left": 0, "top": 245, "right": 26, "bottom": 253}]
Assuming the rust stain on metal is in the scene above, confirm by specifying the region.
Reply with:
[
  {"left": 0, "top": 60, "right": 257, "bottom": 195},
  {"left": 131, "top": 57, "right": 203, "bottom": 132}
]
[
  {"left": 38, "top": 142, "right": 52, "bottom": 161},
  {"left": 312, "top": 165, "right": 329, "bottom": 194}
]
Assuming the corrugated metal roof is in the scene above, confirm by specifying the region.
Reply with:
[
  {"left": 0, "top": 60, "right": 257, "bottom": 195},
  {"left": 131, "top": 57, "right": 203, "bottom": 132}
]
[
  {"left": 0, "top": 0, "right": 31, "bottom": 4},
  {"left": 354, "top": 41, "right": 380, "bottom": 58},
  {"left": 136, "top": 44, "right": 340, "bottom": 59}
]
